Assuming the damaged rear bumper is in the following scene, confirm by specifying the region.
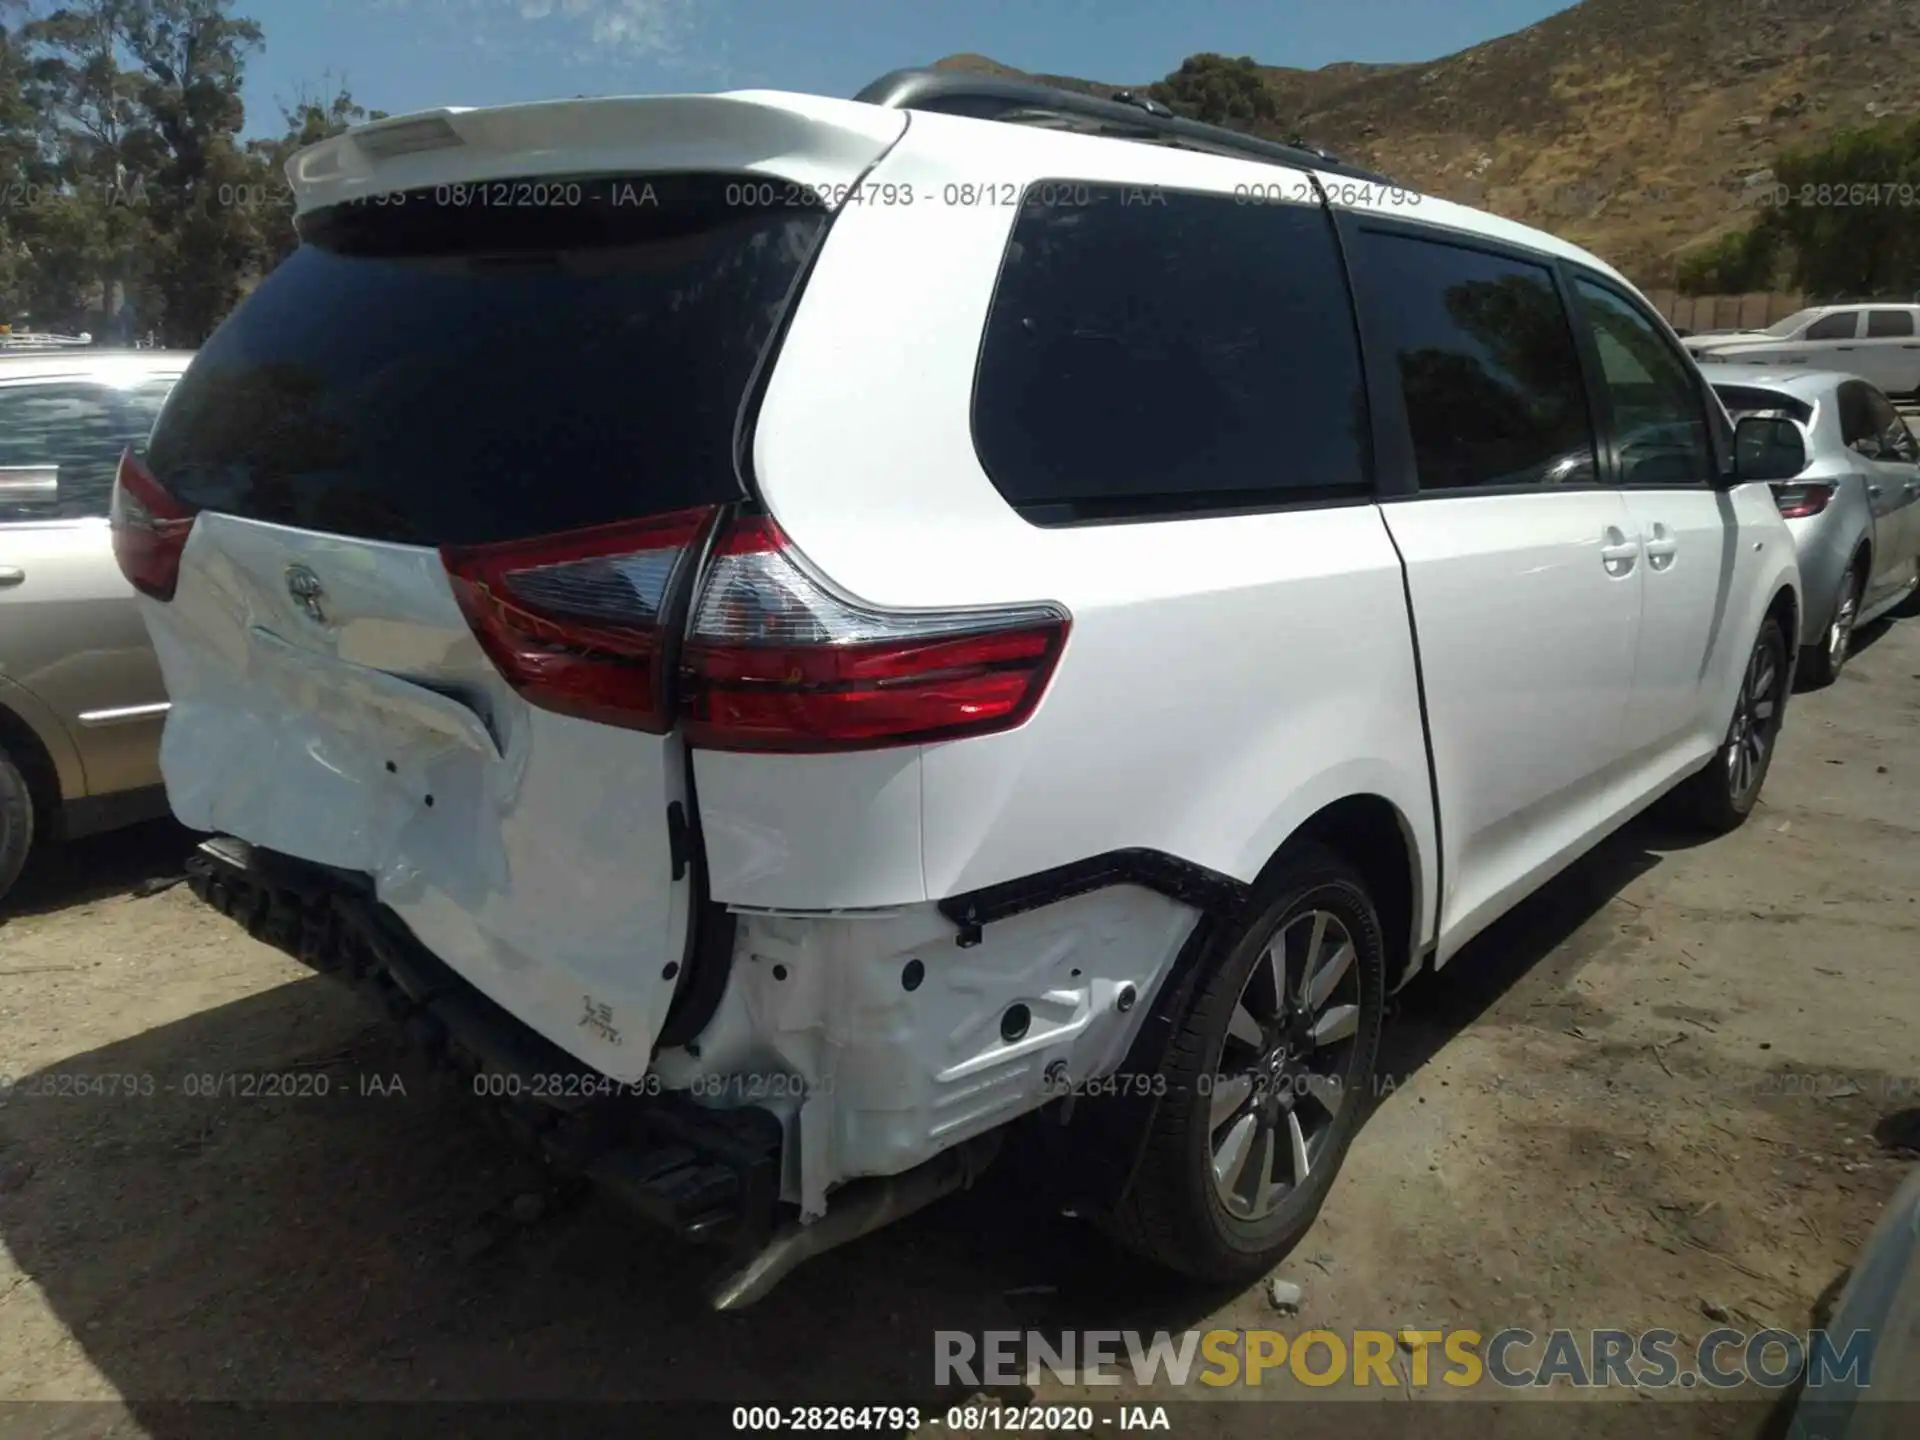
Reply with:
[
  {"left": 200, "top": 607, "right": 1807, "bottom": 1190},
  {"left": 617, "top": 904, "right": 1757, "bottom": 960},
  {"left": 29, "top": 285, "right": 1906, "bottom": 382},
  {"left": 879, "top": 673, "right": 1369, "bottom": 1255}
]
[
  {"left": 184, "top": 832, "right": 1192, "bottom": 1303},
  {"left": 187, "top": 836, "right": 787, "bottom": 1256}
]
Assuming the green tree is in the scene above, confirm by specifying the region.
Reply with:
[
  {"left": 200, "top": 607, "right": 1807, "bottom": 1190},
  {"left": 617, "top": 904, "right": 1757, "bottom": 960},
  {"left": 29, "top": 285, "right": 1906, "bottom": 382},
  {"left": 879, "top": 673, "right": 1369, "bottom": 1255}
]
[
  {"left": 0, "top": 6, "right": 54, "bottom": 317},
  {"left": 2, "top": 1, "right": 387, "bottom": 337},
  {"left": 1674, "top": 118, "right": 1920, "bottom": 298},
  {"left": 1675, "top": 225, "right": 1780, "bottom": 296},
  {"left": 17, "top": 0, "right": 151, "bottom": 330},
  {"left": 248, "top": 76, "right": 384, "bottom": 268},
  {"left": 118, "top": 0, "right": 267, "bottom": 344},
  {"left": 1147, "top": 53, "right": 1279, "bottom": 132},
  {"left": 1762, "top": 117, "right": 1920, "bottom": 298},
  {"left": 21, "top": 0, "right": 270, "bottom": 342}
]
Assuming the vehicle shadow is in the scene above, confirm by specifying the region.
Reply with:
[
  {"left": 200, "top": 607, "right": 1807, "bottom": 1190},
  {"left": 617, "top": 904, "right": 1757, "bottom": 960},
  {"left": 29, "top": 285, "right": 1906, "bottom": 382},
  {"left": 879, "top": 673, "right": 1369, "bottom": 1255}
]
[
  {"left": 1381, "top": 810, "right": 1686, "bottom": 1083},
  {"left": 0, "top": 971, "right": 1229, "bottom": 1424},
  {"left": 0, "top": 817, "right": 200, "bottom": 925},
  {"left": 0, "top": 817, "right": 1677, "bottom": 1430},
  {"left": 1838, "top": 612, "right": 1897, "bottom": 663}
]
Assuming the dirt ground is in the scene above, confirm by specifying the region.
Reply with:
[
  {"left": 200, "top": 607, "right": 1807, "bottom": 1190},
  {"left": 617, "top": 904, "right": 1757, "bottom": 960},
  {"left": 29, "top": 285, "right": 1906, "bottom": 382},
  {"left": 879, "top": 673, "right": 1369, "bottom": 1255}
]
[{"left": 1, "top": 616, "right": 1917, "bottom": 1440}]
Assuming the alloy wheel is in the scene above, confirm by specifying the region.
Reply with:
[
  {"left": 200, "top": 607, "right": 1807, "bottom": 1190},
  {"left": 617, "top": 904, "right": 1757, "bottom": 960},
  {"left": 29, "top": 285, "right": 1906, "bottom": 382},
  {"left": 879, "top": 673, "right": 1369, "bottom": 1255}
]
[
  {"left": 1828, "top": 577, "right": 1860, "bottom": 675},
  {"left": 1207, "top": 908, "right": 1362, "bottom": 1221},
  {"left": 1725, "top": 633, "right": 1782, "bottom": 802}
]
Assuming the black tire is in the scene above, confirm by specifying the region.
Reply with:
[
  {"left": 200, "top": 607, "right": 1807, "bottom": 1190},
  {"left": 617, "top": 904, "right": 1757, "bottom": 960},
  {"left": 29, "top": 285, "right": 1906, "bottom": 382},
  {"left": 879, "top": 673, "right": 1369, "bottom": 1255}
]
[
  {"left": 1673, "top": 615, "right": 1790, "bottom": 834},
  {"left": 0, "top": 743, "right": 35, "bottom": 906},
  {"left": 1106, "top": 841, "right": 1386, "bottom": 1283},
  {"left": 1797, "top": 560, "right": 1863, "bottom": 690}
]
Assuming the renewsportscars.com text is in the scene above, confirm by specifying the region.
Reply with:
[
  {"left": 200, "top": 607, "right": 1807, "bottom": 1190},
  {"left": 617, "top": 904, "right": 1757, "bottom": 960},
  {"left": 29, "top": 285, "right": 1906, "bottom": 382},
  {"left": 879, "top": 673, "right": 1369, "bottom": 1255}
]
[{"left": 935, "top": 1327, "right": 1872, "bottom": 1391}]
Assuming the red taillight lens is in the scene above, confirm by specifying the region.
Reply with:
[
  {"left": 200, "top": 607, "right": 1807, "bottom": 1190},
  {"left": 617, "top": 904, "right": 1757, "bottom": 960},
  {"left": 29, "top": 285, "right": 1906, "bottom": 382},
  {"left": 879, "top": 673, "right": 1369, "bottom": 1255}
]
[
  {"left": 439, "top": 507, "right": 718, "bottom": 732},
  {"left": 680, "top": 516, "right": 1069, "bottom": 753},
  {"left": 1769, "top": 481, "right": 1835, "bottom": 519},
  {"left": 110, "top": 449, "right": 197, "bottom": 601}
]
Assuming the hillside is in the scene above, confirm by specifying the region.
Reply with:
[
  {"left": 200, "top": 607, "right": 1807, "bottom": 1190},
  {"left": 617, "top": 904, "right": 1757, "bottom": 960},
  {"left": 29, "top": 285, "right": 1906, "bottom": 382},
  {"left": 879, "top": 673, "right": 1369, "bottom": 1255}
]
[{"left": 932, "top": 0, "right": 1920, "bottom": 284}]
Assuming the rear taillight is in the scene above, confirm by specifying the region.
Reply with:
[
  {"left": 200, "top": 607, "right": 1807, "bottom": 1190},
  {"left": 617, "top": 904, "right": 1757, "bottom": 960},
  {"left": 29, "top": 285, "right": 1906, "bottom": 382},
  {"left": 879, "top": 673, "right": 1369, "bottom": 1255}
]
[
  {"left": 440, "top": 508, "right": 718, "bottom": 733},
  {"left": 680, "top": 516, "right": 1069, "bottom": 753},
  {"left": 110, "top": 449, "right": 197, "bottom": 601},
  {"left": 1770, "top": 481, "right": 1835, "bottom": 519}
]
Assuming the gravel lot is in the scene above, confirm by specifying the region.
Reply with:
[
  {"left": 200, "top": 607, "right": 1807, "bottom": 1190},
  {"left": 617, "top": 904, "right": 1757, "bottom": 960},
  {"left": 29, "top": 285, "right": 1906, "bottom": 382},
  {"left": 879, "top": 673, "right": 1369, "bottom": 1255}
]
[{"left": 1, "top": 613, "right": 1917, "bottom": 1439}]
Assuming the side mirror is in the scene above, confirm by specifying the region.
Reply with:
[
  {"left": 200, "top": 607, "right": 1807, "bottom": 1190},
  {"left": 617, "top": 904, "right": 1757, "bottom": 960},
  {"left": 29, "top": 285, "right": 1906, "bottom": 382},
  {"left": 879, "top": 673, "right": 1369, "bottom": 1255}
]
[
  {"left": 1728, "top": 415, "right": 1807, "bottom": 485},
  {"left": 0, "top": 464, "right": 59, "bottom": 504}
]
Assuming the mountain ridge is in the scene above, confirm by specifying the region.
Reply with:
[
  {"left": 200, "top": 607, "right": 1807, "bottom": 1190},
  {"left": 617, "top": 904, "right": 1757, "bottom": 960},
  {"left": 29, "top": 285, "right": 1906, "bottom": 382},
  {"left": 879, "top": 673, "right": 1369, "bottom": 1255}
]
[{"left": 931, "top": 0, "right": 1920, "bottom": 284}]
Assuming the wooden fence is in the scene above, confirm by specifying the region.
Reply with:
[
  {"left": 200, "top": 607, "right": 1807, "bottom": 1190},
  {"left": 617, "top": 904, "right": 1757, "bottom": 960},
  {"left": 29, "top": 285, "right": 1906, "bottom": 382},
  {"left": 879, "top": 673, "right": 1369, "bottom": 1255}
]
[{"left": 1642, "top": 291, "right": 1808, "bottom": 334}]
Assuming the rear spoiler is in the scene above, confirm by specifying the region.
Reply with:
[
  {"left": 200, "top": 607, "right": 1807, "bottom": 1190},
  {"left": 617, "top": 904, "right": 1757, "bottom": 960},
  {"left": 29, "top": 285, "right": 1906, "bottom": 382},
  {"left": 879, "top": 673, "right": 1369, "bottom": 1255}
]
[{"left": 284, "top": 92, "right": 910, "bottom": 217}]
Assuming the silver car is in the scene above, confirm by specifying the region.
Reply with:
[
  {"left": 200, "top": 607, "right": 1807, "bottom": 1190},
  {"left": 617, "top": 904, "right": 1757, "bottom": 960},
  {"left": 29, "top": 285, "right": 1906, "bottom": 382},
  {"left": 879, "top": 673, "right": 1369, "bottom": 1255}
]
[
  {"left": 1688, "top": 303, "right": 1920, "bottom": 401},
  {"left": 1701, "top": 363, "right": 1920, "bottom": 685},
  {"left": 0, "top": 350, "right": 191, "bottom": 901}
]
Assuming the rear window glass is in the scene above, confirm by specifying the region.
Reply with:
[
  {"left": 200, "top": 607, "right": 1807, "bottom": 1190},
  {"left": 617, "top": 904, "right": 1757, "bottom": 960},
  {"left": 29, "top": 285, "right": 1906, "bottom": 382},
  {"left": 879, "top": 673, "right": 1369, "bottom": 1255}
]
[
  {"left": 146, "top": 174, "right": 829, "bottom": 546},
  {"left": 972, "top": 182, "right": 1369, "bottom": 524},
  {"left": 1711, "top": 384, "right": 1813, "bottom": 426}
]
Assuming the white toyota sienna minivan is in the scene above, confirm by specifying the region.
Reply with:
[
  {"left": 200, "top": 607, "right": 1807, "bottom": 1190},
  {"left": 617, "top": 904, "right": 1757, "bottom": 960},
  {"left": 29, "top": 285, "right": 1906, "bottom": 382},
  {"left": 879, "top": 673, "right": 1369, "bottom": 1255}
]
[{"left": 116, "top": 68, "right": 1805, "bottom": 1307}]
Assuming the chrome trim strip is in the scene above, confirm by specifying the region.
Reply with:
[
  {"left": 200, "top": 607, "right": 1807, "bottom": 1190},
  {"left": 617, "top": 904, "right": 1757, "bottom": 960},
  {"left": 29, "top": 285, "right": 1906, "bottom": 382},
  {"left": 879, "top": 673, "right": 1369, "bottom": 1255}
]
[{"left": 76, "top": 701, "right": 171, "bottom": 727}]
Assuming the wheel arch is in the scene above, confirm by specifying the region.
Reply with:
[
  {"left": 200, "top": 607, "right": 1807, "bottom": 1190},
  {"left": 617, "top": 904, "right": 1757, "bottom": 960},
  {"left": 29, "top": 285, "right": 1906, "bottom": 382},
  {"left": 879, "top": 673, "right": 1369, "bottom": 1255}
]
[
  {"left": 1850, "top": 534, "right": 1873, "bottom": 583},
  {"left": 0, "top": 680, "right": 84, "bottom": 840},
  {"left": 1223, "top": 756, "right": 1438, "bottom": 980},
  {"left": 1252, "top": 793, "right": 1426, "bottom": 994},
  {"left": 1766, "top": 578, "right": 1801, "bottom": 665},
  {"left": 1816, "top": 531, "right": 1872, "bottom": 639},
  {"left": 1057, "top": 789, "right": 1428, "bottom": 1220}
]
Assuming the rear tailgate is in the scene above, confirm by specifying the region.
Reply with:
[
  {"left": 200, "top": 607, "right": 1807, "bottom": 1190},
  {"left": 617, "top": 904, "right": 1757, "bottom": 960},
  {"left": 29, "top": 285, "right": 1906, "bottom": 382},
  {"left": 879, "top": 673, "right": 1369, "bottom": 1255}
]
[{"left": 132, "top": 95, "right": 906, "bottom": 1078}]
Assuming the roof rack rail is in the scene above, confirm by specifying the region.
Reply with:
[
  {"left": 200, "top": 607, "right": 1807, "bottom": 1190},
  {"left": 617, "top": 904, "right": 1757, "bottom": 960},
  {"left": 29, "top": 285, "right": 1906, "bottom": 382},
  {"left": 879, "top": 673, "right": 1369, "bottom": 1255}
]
[{"left": 853, "top": 68, "right": 1398, "bottom": 188}]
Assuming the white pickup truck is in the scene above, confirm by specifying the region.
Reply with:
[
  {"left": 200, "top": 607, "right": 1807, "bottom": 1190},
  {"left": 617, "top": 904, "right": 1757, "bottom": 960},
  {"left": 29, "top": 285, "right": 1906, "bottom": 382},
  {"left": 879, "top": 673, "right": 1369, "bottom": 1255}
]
[{"left": 1687, "top": 303, "right": 1920, "bottom": 401}]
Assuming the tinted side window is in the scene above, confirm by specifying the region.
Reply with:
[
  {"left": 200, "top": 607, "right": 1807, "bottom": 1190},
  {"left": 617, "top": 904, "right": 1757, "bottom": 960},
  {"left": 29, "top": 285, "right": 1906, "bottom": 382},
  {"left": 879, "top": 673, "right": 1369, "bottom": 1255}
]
[
  {"left": 1352, "top": 231, "right": 1594, "bottom": 491},
  {"left": 1866, "top": 309, "right": 1915, "bottom": 338},
  {"left": 1806, "top": 311, "right": 1859, "bottom": 341},
  {"left": 1837, "top": 382, "right": 1878, "bottom": 449},
  {"left": 1863, "top": 385, "right": 1917, "bottom": 461},
  {"left": 1572, "top": 279, "right": 1714, "bottom": 487},
  {"left": 973, "top": 183, "right": 1368, "bottom": 523},
  {"left": 0, "top": 382, "right": 160, "bottom": 522}
]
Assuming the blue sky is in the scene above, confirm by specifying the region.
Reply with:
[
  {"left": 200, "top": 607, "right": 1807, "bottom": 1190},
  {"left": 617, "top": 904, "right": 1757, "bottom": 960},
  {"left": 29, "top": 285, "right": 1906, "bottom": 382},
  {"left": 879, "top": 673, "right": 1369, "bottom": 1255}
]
[{"left": 236, "top": 0, "right": 1576, "bottom": 137}]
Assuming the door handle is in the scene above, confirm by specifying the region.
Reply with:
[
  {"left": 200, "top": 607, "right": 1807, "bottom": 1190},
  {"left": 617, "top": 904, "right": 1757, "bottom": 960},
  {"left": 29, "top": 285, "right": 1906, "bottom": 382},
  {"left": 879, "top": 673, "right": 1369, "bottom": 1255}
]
[
  {"left": 1868, "top": 483, "right": 1883, "bottom": 497},
  {"left": 1642, "top": 522, "right": 1678, "bottom": 570},
  {"left": 1600, "top": 527, "right": 1639, "bottom": 577},
  {"left": 0, "top": 566, "right": 24, "bottom": 588}
]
